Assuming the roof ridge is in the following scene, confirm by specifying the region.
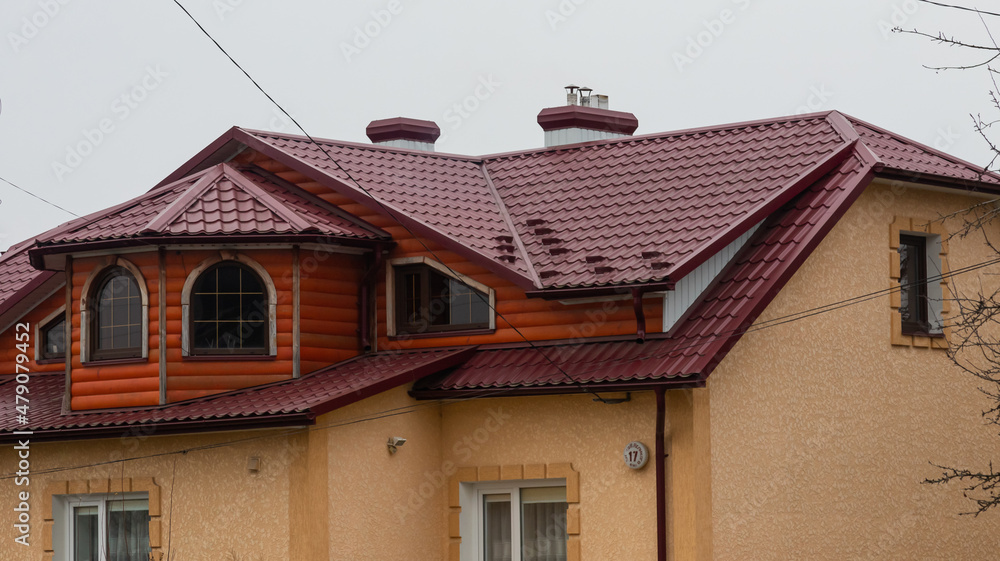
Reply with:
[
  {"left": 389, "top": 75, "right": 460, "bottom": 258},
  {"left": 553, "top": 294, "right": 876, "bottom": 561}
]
[
  {"left": 479, "top": 162, "right": 542, "bottom": 288},
  {"left": 481, "top": 111, "right": 840, "bottom": 162},
  {"left": 239, "top": 127, "right": 485, "bottom": 164},
  {"left": 218, "top": 163, "right": 314, "bottom": 231},
  {"left": 142, "top": 165, "right": 226, "bottom": 233}
]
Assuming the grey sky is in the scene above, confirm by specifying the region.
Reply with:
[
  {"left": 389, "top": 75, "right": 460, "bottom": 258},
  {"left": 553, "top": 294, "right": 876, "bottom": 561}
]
[{"left": 0, "top": 0, "right": 994, "bottom": 252}]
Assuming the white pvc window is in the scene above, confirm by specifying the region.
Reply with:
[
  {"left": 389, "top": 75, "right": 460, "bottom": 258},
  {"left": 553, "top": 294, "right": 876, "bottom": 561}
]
[
  {"left": 55, "top": 495, "right": 150, "bottom": 561},
  {"left": 467, "top": 481, "right": 568, "bottom": 561}
]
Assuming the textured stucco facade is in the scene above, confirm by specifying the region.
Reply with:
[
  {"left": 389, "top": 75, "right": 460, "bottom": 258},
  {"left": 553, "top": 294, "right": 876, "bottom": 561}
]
[{"left": 709, "top": 180, "right": 1000, "bottom": 559}]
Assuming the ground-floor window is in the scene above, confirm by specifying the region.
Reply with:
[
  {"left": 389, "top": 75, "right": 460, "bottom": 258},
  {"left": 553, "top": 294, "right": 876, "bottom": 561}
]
[
  {"left": 469, "top": 480, "right": 568, "bottom": 561},
  {"left": 53, "top": 494, "right": 150, "bottom": 561}
]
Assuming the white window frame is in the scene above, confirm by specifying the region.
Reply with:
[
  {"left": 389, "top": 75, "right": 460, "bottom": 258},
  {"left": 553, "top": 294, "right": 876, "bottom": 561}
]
[
  {"left": 459, "top": 478, "right": 567, "bottom": 561},
  {"left": 52, "top": 492, "right": 150, "bottom": 561}
]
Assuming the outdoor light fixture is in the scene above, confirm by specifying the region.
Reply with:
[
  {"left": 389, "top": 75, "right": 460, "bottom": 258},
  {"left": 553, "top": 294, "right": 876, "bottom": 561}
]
[
  {"left": 387, "top": 436, "right": 407, "bottom": 454},
  {"left": 247, "top": 456, "right": 260, "bottom": 473}
]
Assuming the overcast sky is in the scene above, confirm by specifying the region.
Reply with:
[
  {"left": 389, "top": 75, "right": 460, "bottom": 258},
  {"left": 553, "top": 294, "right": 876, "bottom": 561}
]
[{"left": 0, "top": 0, "right": 995, "bottom": 252}]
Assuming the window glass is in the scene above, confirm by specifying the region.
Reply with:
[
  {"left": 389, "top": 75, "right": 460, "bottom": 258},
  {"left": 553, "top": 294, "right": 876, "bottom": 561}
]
[
  {"left": 42, "top": 317, "right": 66, "bottom": 359},
  {"left": 106, "top": 499, "right": 150, "bottom": 561},
  {"left": 899, "top": 234, "right": 930, "bottom": 334},
  {"left": 91, "top": 267, "right": 142, "bottom": 360},
  {"left": 520, "top": 488, "right": 567, "bottom": 561},
  {"left": 394, "top": 264, "right": 491, "bottom": 334},
  {"left": 191, "top": 262, "right": 268, "bottom": 354},
  {"left": 72, "top": 505, "right": 98, "bottom": 561},
  {"left": 484, "top": 494, "right": 513, "bottom": 561}
]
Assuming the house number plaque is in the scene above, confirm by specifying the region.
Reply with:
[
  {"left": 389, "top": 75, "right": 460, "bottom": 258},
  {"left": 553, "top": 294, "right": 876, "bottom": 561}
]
[{"left": 623, "top": 441, "right": 648, "bottom": 469}]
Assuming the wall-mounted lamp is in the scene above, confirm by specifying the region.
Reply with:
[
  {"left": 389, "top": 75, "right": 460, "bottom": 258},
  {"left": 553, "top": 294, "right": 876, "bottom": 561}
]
[
  {"left": 387, "top": 436, "right": 407, "bottom": 455},
  {"left": 247, "top": 456, "right": 261, "bottom": 473}
]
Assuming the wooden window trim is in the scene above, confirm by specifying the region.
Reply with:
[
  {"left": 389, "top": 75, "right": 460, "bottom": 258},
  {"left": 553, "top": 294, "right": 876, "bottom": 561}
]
[{"left": 88, "top": 267, "right": 144, "bottom": 362}]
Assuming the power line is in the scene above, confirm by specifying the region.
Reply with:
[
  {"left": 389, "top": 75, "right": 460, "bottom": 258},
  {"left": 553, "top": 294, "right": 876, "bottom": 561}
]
[
  {"left": 169, "top": 0, "right": 610, "bottom": 402},
  {"left": 9, "top": 250, "right": 1000, "bottom": 480},
  {"left": 916, "top": 0, "right": 1000, "bottom": 18},
  {"left": 0, "top": 175, "right": 79, "bottom": 218}
]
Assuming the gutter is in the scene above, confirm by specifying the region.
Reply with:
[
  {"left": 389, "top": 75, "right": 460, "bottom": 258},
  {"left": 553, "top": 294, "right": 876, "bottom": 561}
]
[
  {"left": 409, "top": 376, "right": 705, "bottom": 400},
  {"left": 359, "top": 243, "right": 385, "bottom": 351},
  {"left": 655, "top": 386, "right": 667, "bottom": 561},
  {"left": 525, "top": 281, "right": 674, "bottom": 300}
]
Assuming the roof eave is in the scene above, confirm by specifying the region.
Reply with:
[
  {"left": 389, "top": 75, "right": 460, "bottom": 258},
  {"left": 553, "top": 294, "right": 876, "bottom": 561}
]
[
  {"left": 409, "top": 376, "right": 705, "bottom": 400},
  {"left": 872, "top": 166, "right": 1000, "bottom": 195},
  {"left": 525, "top": 281, "right": 674, "bottom": 300},
  {"left": 28, "top": 234, "right": 389, "bottom": 270}
]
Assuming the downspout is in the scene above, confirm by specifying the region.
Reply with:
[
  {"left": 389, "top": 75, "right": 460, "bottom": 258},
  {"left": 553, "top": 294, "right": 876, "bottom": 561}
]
[
  {"left": 632, "top": 288, "right": 647, "bottom": 343},
  {"left": 359, "top": 243, "right": 384, "bottom": 352},
  {"left": 656, "top": 386, "right": 667, "bottom": 561}
]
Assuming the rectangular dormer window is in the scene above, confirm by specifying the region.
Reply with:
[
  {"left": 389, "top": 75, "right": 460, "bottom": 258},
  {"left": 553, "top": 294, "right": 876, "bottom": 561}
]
[{"left": 387, "top": 257, "right": 495, "bottom": 337}]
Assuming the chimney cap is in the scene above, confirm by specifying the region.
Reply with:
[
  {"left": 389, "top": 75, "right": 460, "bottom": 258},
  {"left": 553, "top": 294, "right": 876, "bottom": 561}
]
[
  {"left": 366, "top": 117, "right": 441, "bottom": 144},
  {"left": 537, "top": 105, "right": 639, "bottom": 135}
]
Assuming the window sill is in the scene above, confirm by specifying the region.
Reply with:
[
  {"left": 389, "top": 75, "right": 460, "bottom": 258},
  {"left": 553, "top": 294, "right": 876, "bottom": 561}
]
[
  {"left": 183, "top": 354, "right": 276, "bottom": 362},
  {"left": 36, "top": 357, "right": 65, "bottom": 365},
  {"left": 902, "top": 331, "right": 945, "bottom": 338},
  {"left": 82, "top": 356, "right": 147, "bottom": 367},
  {"left": 389, "top": 328, "right": 495, "bottom": 341}
]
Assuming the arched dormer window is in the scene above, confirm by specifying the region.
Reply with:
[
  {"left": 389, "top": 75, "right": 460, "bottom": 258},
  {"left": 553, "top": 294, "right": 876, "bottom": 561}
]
[
  {"left": 182, "top": 256, "right": 276, "bottom": 356},
  {"left": 88, "top": 266, "right": 144, "bottom": 361}
]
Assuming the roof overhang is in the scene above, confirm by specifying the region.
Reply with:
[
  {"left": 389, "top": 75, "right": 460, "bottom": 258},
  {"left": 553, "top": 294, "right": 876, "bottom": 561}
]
[
  {"left": 0, "top": 270, "right": 62, "bottom": 333},
  {"left": 28, "top": 234, "right": 389, "bottom": 271}
]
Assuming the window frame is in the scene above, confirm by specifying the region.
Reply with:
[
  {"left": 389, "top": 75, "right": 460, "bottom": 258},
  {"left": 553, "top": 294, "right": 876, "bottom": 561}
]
[
  {"left": 461, "top": 479, "right": 569, "bottom": 561},
  {"left": 187, "top": 261, "right": 270, "bottom": 356},
  {"left": 53, "top": 492, "right": 151, "bottom": 561},
  {"left": 181, "top": 254, "right": 278, "bottom": 358},
  {"left": 84, "top": 264, "right": 147, "bottom": 363},
  {"left": 386, "top": 257, "right": 495, "bottom": 337},
  {"left": 35, "top": 306, "right": 67, "bottom": 362}
]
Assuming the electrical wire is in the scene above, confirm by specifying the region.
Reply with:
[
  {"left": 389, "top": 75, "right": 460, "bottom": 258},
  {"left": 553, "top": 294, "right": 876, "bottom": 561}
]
[
  {"left": 916, "top": 0, "right": 1000, "bottom": 18},
  {"left": 0, "top": 175, "right": 79, "bottom": 218}
]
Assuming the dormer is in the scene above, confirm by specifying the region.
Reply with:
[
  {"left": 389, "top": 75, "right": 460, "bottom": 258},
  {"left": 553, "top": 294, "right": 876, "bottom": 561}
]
[{"left": 24, "top": 163, "right": 391, "bottom": 410}]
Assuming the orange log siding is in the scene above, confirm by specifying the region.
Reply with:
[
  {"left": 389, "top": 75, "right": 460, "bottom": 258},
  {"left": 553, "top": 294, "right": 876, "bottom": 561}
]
[{"left": 0, "top": 288, "right": 67, "bottom": 373}]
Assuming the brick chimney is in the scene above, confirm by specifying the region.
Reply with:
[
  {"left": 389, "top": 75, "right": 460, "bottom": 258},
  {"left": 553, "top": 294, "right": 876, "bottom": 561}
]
[
  {"left": 538, "top": 85, "right": 638, "bottom": 148},
  {"left": 366, "top": 117, "right": 440, "bottom": 151}
]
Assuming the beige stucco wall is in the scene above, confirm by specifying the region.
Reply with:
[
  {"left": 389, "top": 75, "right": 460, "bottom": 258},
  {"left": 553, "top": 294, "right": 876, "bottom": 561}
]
[
  {"left": 710, "top": 180, "right": 1000, "bottom": 559},
  {"left": 439, "top": 391, "right": 660, "bottom": 560},
  {"left": 0, "top": 429, "right": 296, "bottom": 561}
]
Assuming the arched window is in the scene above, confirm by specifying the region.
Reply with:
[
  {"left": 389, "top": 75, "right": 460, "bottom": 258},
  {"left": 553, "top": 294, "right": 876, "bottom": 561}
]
[
  {"left": 90, "top": 267, "right": 143, "bottom": 361},
  {"left": 190, "top": 261, "right": 269, "bottom": 354}
]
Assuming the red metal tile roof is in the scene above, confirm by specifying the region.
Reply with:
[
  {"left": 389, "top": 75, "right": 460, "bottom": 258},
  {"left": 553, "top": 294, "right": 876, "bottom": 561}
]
[
  {"left": 0, "top": 347, "right": 472, "bottom": 443},
  {"left": 238, "top": 130, "right": 537, "bottom": 285},
  {"left": 483, "top": 117, "right": 850, "bottom": 289},
  {"left": 0, "top": 242, "right": 57, "bottom": 319},
  {"left": 171, "top": 111, "right": 998, "bottom": 293},
  {"left": 846, "top": 116, "right": 1000, "bottom": 186},
  {"left": 32, "top": 163, "right": 387, "bottom": 249},
  {"left": 413, "top": 151, "right": 876, "bottom": 393}
]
